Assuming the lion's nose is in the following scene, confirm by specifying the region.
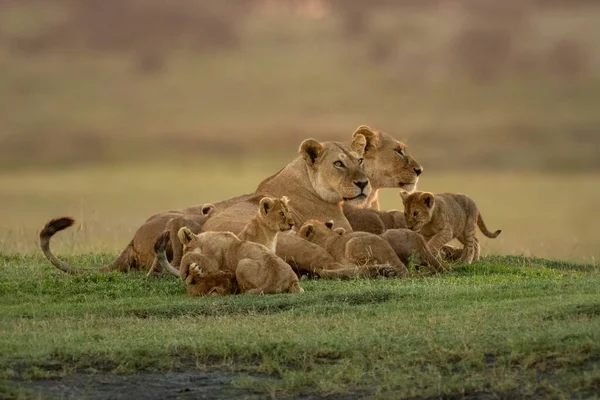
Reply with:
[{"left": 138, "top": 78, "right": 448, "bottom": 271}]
[
  {"left": 288, "top": 221, "right": 295, "bottom": 228},
  {"left": 414, "top": 167, "right": 423, "bottom": 176},
  {"left": 354, "top": 180, "right": 369, "bottom": 191}
]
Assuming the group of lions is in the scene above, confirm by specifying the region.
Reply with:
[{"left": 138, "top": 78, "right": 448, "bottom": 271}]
[{"left": 40, "top": 125, "right": 501, "bottom": 296}]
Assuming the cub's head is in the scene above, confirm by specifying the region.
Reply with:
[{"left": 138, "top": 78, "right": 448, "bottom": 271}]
[
  {"left": 299, "top": 139, "right": 371, "bottom": 207},
  {"left": 181, "top": 255, "right": 235, "bottom": 297},
  {"left": 352, "top": 125, "right": 423, "bottom": 192},
  {"left": 298, "top": 219, "right": 345, "bottom": 244},
  {"left": 258, "top": 196, "right": 295, "bottom": 232},
  {"left": 400, "top": 190, "right": 435, "bottom": 232}
]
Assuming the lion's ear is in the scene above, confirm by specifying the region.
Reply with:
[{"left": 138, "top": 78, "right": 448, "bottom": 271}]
[
  {"left": 299, "top": 139, "right": 324, "bottom": 166},
  {"left": 352, "top": 125, "right": 378, "bottom": 153},
  {"left": 421, "top": 193, "right": 435, "bottom": 209},
  {"left": 178, "top": 227, "right": 196, "bottom": 245},
  {"left": 201, "top": 204, "right": 215, "bottom": 216},
  {"left": 351, "top": 133, "right": 367, "bottom": 156},
  {"left": 324, "top": 220, "right": 334, "bottom": 229},
  {"left": 333, "top": 227, "right": 346, "bottom": 235},
  {"left": 259, "top": 197, "right": 275, "bottom": 216},
  {"left": 299, "top": 224, "right": 314, "bottom": 240}
]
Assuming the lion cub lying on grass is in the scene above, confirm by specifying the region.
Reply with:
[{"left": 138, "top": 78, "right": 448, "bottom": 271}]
[
  {"left": 155, "top": 196, "right": 302, "bottom": 296},
  {"left": 152, "top": 196, "right": 294, "bottom": 277},
  {"left": 298, "top": 219, "right": 409, "bottom": 277},
  {"left": 400, "top": 190, "right": 501, "bottom": 264},
  {"left": 156, "top": 227, "right": 303, "bottom": 296}
]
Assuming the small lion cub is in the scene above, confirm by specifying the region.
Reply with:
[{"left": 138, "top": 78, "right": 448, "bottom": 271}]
[
  {"left": 238, "top": 196, "right": 295, "bottom": 252},
  {"left": 400, "top": 190, "right": 501, "bottom": 264}
]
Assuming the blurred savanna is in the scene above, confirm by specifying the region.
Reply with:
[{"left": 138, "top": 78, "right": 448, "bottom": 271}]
[{"left": 0, "top": 0, "right": 598, "bottom": 263}]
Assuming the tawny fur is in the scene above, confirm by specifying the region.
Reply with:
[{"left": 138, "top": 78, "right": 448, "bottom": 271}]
[
  {"left": 238, "top": 196, "right": 294, "bottom": 252},
  {"left": 401, "top": 190, "right": 501, "bottom": 264},
  {"left": 156, "top": 227, "right": 303, "bottom": 296},
  {"left": 40, "top": 204, "right": 215, "bottom": 275},
  {"left": 343, "top": 204, "right": 407, "bottom": 234},
  {"left": 298, "top": 219, "right": 409, "bottom": 278},
  {"left": 381, "top": 229, "right": 446, "bottom": 273}
]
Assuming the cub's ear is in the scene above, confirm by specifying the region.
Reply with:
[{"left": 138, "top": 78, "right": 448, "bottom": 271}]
[
  {"left": 299, "top": 139, "right": 324, "bottom": 166},
  {"left": 333, "top": 227, "right": 346, "bottom": 235},
  {"left": 281, "top": 196, "right": 290, "bottom": 205},
  {"left": 352, "top": 125, "right": 378, "bottom": 153},
  {"left": 351, "top": 133, "right": 367, "bottom": 156},
  {"left": 298, "top": 224, "right": 315, "bottom": 240},
  {"left": 421, "top": 192, "right": 435, "bottom": 208},
  {"left": 178, "top": 227, "right": 196, "bottom": 245},
  {"left": 324, "top": 220, "right": 334, "bottom": 229},
  {"left": 399, "top": 190, "right": 410, "bottom": 202},
  {"left": 259, "top": 197, "right": 275, "bottom": 215},
  {"left": 201, "top": 204, "right": 215, "bottom": 216}
]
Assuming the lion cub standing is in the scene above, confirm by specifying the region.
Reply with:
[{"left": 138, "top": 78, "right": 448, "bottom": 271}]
[
  {"left": 400, "top": 190, "right": 501, "bottom": 264},
  {"left": 298, "top": 219, "right": 409, "bottom": 277},
  {"left": 238, "top": 196, "right": 294, "bottom": 251}
]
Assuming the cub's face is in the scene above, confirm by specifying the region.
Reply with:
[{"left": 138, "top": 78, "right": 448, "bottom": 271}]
[
  {"left": 300, "top": 139, "right": 371, "bottom": 207},
  {"left": 401, "top": 191, "right": 435, "bottom": 232},
  {"left": 259, "top": 196, "right": 295, "bottom": 232},
  {"left": 298, "top": 219, "right": 343, "bottom": 244}
]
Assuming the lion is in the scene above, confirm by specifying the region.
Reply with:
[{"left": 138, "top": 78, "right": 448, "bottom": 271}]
[
  {"left": 400, "top": 190, "right": 502, "bottom": 264},
  {"left": 380, "top": 229, "right": 445, "bottom": 273},
  {"left": 155, "top": 227, "right": 303, "bottom": 295},
  {"left": 343, "top": 206, "right": 406, "bottom": 234},
  {"left": 298, "top": 219, "right": 409, "bottom": 278},
  {"left": 39, "top": 204, "right": 215, "bottom": 274},
  {"left": 238, "top": 196, "right": 295, "bottom": 252}
]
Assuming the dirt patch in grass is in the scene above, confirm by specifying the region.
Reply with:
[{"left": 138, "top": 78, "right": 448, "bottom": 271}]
[{"left": 16, "top": 370, "right": 265, "bottom": 400}]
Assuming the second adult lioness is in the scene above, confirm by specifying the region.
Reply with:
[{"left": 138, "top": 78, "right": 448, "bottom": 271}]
[
  {"left": 156, "top": 227, "right": 303, "bottom": 296},
  {"left": 298, "top": 219, "right": 409, "bottom": 277},
  {"left": 400, "top": 190, "right": 502, "bottom": 264}
]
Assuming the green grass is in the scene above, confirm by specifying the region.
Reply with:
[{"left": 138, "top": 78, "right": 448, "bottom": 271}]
[{"left": 2, "top": 253, "right": 599, "bottom": 398}]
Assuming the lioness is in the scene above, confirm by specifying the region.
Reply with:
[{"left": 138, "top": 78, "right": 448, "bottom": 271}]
[
  {"left": 156, "top": 227, "right": 303, "bottom": 295},
  {"left": 298, "top": 219, "right": 409, "bottom": 278},
  {"left": 238, "top": 196, "right": 294, "bottom": 252},
  {"left": 400, "top": 190, "right": 502, "bottom": 264},
  {"left": 40, "top": 204, "right": 215, "bottom": 274}
]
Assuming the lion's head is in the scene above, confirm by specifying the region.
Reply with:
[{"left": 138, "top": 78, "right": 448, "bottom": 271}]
[
  {"left": 298, "top": 219, "right": 345, "bottom": 244},
  {"left": 352, "top": 125, "right": 423, "bottom": 192},
  {"left": 299, "top": 138, "right": 371, "bottom": 207},
  {"left": 180, "top": 255, "right": 236, "bottom": 297},
  {"left": 258, "top": 196, "right": 295, "bottom": 232},
  {"left": 400, "top": 190, "right": 435, "bottom": 232}
]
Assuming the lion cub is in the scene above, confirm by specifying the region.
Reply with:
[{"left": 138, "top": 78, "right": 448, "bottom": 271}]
[
  {"left": 238, "top": 196, "right": 294, "bottom": 251},
  {"left": 155, "top": 227, "right": 303, "bottom": 296},
  {"left": 400, "top": 190, "right": 501, "bottom": 264},
  {"left": 298, "top": 219, "right": 409, "bottom": 277}
]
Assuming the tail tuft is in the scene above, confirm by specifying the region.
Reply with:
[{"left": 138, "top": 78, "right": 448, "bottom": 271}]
[
  {"left": 154, "top": 230, "right": 170, "bottom": 254},
  {"left": 40, "top": 217, "right": 75, "bottom": 240}
]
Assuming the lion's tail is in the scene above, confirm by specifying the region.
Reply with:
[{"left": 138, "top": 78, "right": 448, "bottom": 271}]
[
  {"left": 477, "top": 213, "right": 501, "bottom": 239},
  {"left": 154, "top": 231, "right": 181, "bottom": 278},
  {"left": 39, "top": 217, "right": 132, "bottom": 275}
]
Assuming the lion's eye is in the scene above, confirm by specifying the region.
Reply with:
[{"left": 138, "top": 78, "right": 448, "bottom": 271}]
[
  {"left": 413, "top": 211, "right": 419, "bottom": 217},
  {"left": 396, "top": 149, "right": 405, "bottom": 157},
  {"left": 358, "top": 158, "right": 363, "bottom": 165},
  {"left": 279, "top": 211, "right": 285, "bottom": 217},
  {"left": 333, "top": 161, "right": 345, "bottom": 168}
]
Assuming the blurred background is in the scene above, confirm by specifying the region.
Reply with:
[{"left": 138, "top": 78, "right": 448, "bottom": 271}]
[{"left": 0, "top": 0, "right": 598, "bottom": 262}]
